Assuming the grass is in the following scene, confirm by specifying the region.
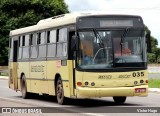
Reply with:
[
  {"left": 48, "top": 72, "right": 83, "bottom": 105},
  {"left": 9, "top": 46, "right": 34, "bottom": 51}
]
[
  {"left": 0, "top": 72, "right": 8, "bottom": 76},
  {"left": 149, "top": 79, "right": 160, "bottom": 88}
]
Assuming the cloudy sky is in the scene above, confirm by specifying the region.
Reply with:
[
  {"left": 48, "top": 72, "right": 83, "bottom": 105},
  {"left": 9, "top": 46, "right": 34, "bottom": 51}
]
[{"left": 65, "top": 0, "right": 160, "bottom": 47}]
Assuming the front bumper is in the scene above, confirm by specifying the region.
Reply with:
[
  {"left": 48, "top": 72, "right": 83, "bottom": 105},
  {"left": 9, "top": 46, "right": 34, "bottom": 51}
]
[{"left": 76, "top": 85, "right": 148, "bottom": 98}]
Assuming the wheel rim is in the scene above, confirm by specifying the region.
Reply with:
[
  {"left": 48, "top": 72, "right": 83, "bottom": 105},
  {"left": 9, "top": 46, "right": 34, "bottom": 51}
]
[
  {"left": 21, "top": 80, "right": 26, "bottom": 97},
  {"left": 56, "top": 80, "right": 63, "bottom": 103}
]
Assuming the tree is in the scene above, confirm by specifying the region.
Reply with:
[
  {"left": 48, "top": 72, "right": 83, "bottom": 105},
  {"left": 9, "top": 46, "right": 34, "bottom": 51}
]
[
  {"left": 145, "top": 26, "right": 160, "bottom": 63},
  {"left": 0, "top": 0, "right": 69, "bottom": 65}
]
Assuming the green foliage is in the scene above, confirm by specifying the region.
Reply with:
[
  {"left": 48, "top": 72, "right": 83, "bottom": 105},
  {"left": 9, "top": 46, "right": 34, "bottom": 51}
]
[
  {"left": 149, "top": 79, "right": 160, "bottom": 88},
  {"left": 147, "top": 53, "right": 156, "bottom": 63},
  {"left": 145, "top": 26, "right": 160, "bottom": 63},
  {"left": 0, "top": 0, "right": 69, "bottom": 65}
]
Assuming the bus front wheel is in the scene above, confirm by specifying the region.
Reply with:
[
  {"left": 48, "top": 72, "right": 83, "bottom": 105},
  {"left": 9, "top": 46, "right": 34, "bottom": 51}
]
[
  {"left": 56, "top": 78, "right": 67, "bottom": 105},
  {"left": 21, "top": 75, "right": 30, "bottom": 99},
  {"left": 113, "top": 96, "right": 126, "bottom": 104}
]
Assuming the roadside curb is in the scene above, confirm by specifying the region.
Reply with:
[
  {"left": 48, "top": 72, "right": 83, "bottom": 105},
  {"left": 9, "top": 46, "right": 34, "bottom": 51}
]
[
  {"left": 0, "top": 76, "right": 8, "bottom": 80},
  {"left": 149, "top": 88, "right": 160, "bottom": 93}
]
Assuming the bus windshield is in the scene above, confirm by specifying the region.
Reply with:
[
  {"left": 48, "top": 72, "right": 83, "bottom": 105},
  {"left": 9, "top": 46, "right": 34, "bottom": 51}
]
[{"left": 77, "top": 29, "right": 146, "bottom": 69}]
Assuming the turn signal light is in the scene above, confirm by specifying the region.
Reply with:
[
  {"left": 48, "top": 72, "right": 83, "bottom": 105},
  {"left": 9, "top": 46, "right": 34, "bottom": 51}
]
[
  {"left": 146, "top": 80, "right": 148, "bottom": 83},
  {"left": 77, "top": 82, "right": 82, "bottom": 86}
]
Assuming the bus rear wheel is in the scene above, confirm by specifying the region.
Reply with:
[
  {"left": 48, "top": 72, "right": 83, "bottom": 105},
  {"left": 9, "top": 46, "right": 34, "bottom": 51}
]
[
  {"left": 113, "top": 96, "right": 126, "bottom": 104},
  {"left": 21, "top": 75, "right": 30, "bottom": 99},
  {"left": 56, "top": 78, "right": 67, "bottom": 105}
]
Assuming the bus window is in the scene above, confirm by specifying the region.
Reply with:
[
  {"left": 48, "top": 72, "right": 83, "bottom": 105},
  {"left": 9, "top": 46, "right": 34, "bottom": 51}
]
[
  {"left": 40, "top": 32, "right": 45, "bottom": 44},
  {"left": 31, "top": 33, "right": 38, "bottom": 58},
  {"left": 47, "top": 30, "right": 56, "bottom": 58},
  {"left": 38, "top": 32, "right": 46, "bottom": 58},
  {"left": 22, "top": 35, "right": 29, "bottom": 59},
  {"left": 50, "top": 30, "right": 56, "bottom": 43},
  {"left": 59, "top": 28, "right": 67, "bottom": 42},
  {"left": 30, "top": 34, "right": 33, "bottom": 45},
  {"left": 25, "top": 35, "right": 29, "bottom": 46},
  {"left": 57, "top": 28, "right": 67, "bottom": 57},
  {"left": 37, "top": 33, "right": 41, "bottom": 44},
  {"left": 47, "top": 31, "right": 50, "bottom": 43},
  {"left": 22, "top": 36, "right": 25, "bottom": 46},
  {"left": 18, "top": 36, "right": 22, "bottom": 59},
  {"left": 9, "top": 38, "right": 13, "bottom": 60}
]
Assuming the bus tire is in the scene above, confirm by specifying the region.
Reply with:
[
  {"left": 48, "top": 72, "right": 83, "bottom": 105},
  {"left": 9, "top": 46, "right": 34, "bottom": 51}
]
[
  {"left": 113, "top": 96, "right": 126, "bottom": 104},
  {"left": 56, "top": 78, "right": 67, "bottom": 105},
  {"left": 21, "top": 75, "right": 30, "bottom": 99}
]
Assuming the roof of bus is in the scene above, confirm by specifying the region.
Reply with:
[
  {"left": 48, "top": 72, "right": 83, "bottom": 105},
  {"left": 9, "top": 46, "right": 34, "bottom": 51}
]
[
  {"left": 10, "top": 13, "right": 81, "bottom": 36},
  {"left": 10, "top": 12, "right": 141, "bottom": 36}
]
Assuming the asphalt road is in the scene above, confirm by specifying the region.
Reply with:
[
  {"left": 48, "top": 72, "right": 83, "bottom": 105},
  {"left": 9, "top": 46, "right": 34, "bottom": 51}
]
[
  {"left": 0, "top": 79, "right": 160, "bottom": 116},
  {"left": 148, "top": 74, "right": 160, "bottom": 79}
]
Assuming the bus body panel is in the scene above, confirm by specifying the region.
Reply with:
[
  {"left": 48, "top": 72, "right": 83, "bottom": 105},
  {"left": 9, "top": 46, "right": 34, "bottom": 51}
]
[
  {"left": 17, "top": 62, "right": 31, "bottom": 92},
  {"left": 81, "top": 70, "right": 148, "bottom": 88},
  {"left": 46, "top": 60, "right": 71, "bottom": 97},
  {"left": 75, "top": 70, "right": 148, "bottom": 98},
  {"left": 29, "top": 61, "right": 47, "bottom": 94}
]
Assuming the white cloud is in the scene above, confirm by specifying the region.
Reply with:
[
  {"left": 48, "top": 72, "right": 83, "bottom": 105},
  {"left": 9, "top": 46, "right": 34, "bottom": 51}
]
[{"left": 65, "top": 0, "right": 160, "bottom": 47}]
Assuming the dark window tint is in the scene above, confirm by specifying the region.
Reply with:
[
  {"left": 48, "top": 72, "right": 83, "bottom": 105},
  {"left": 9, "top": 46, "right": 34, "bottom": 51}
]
[
  {"left": 37, "top": 33, "right": 41, "bottom": 44},
  {"left": 30, "top": 34, "right": 33, "bottom": 45},
  {"left": 22, "top": 36, "right": 25, "bottom": 46},
  {"left": 47, "top": 31, "right": 50, "bottom": 43}
]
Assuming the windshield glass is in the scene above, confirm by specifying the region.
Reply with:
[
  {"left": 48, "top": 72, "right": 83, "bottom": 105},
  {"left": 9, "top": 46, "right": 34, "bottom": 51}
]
[{"left": 77, "top": 29, "right": 146, "bottom": 69}]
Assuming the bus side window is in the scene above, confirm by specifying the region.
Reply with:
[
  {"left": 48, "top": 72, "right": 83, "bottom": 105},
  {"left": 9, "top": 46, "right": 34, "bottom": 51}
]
[
  {"left": 37, "top": 33, "right": 41, "bottom": 44},
  {"left": 57, "top": 28, "right": 67, "bottom": 57},
  {"left": 38, "top": 31, "right": 46, "bottom": 58},
  {"left": 18, "top": 36, "right": 22, "bottom": 59},
  {"left": 47, "top": 31, "right": 50, "bottom": 43},
  {"left": 68, "top": 31, "right": 75, "bottom": 59},
  {"left": 31, "top": 33, "right": 38, "bottom": 58},
  {"left": 47, "top": 30, "right": 56, "bottom": 57},
  {"left": 40, "top": 32, "right": 45, "bottom": 44},
  {"left": 30, "top": 34, "right": 33, "bottom": 45},
  {"left": 22, "top": 35, "right": 25, "bottom": 46},
  {"left": 9, "top": 38, "right": 13, "bottom": 60},
  {"left": 22, "top": 35, "right": 29, "bottom": 59}
]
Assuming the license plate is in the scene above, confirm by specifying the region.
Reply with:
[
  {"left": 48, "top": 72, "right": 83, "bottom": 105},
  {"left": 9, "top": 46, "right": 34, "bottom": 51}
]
[{"left": 135, "top": 88, "right": 146, "bottom": 93}]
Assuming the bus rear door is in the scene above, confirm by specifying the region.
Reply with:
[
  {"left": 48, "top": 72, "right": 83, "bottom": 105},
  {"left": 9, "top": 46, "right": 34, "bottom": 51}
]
[{"left": 9, "top": 39, "right": 18, "bottom": 90}]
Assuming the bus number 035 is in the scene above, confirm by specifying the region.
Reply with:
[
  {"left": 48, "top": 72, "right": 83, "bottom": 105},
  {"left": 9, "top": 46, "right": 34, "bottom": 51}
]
[{"left": 132, "top": 72, "right": 144, "bottom": 77}]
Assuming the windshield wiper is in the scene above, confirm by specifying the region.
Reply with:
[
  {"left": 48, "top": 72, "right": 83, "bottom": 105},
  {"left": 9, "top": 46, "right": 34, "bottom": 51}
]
[{"left": 93, "top": 29, "right": 104, "bottom": 48}]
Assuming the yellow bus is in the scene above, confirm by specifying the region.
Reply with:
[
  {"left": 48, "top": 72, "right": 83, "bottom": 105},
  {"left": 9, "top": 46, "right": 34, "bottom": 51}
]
[{"left": 9, "top": 13, "right": 151, "bottom": 105}]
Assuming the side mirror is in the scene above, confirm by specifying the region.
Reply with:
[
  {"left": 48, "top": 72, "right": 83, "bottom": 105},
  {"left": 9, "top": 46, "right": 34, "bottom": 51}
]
[
  {"left": 146, "top": 31, "right": 151, "bottom": 53},
  {"left": 71, "top": 35, "right": 78, "bottom": 51}
]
